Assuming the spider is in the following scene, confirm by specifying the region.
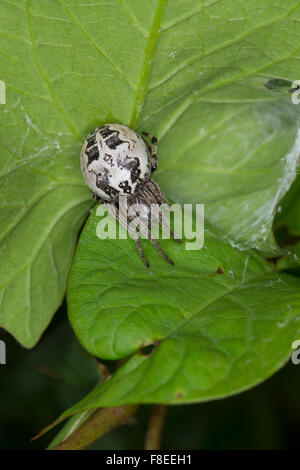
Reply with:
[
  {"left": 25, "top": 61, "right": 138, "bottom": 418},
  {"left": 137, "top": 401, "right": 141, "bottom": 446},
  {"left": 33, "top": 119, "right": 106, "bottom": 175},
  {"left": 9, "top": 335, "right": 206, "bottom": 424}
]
[{"left": 81, "top": 123, "right": 181, "bottom": 266}]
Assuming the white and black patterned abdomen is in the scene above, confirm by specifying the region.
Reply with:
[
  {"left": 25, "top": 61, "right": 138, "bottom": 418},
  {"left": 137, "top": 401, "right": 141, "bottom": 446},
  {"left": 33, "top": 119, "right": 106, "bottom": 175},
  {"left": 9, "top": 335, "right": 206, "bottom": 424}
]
[{"left": 81, "top": 124, "right": 151, "bottom": 201}]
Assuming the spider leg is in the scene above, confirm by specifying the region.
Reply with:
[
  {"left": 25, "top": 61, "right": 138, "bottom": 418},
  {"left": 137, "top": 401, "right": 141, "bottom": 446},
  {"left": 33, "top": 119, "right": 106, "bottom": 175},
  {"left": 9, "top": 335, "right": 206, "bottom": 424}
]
[
  {"left": 127, "top": 219, "right": 151, "bottom": 268},
  {"left": 150, "top": 202, "right": 179, "bottom": 243},
  {"left": 148, "top": 235, "right": 174, "bottom": 265},
  {"left": 159, "top": 211, "right": 182, "bottom": 244},
  {"left": 129, "top": 205, "right": 175, "bottom": 266},
  {"left": 92, "top": 191, "right": 104, "bottom": 201},
  {"left": 135, "top": 239, "right": 150, "bottom": 268},
  {"left": 107, "top": 197, "right": 175, "bottom": 267},
  {"left": 143, "top": 207, "right": 175, "bottom": 265},
  {"left": 145, "top": 183, "right": 182, "bottom": 244},
  {"left": 142, "top": 132, "right": 158, "bottom": 172},
  {"left": 127, "top": 216, "right": 151, "bottom": 267},
  {"left": 146, "top": 179, "right": 170, "bottom": 206},
  {"left": 107, "top": 201, "right": 151, "bottom": 267}
]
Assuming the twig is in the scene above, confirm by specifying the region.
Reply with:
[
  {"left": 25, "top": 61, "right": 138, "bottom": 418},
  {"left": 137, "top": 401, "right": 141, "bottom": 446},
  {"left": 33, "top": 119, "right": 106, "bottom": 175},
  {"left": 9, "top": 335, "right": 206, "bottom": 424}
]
[
  {"left": 144, "top": 405, "right": 168, "bottom": 450},
  {"left": 52, "top": 404, "right": 139, "bottom": 450},
  {"left": 95, "top": 360, "right": 111, "bottom": 381}
]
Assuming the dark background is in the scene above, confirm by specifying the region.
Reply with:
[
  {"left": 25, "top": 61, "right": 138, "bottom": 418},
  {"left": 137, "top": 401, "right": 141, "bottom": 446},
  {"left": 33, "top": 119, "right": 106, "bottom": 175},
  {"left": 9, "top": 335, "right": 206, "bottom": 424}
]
[{"left": 0, "top": 302, "right": 299, "bottom": 451}]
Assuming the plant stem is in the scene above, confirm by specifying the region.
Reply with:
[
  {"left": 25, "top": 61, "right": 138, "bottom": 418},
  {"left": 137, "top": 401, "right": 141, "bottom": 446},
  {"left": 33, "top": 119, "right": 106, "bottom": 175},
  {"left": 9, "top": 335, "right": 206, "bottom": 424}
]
[
  {"left": 144, "top": 405, "right": 168, "bottom": 450},
  {"left": 52, "top": 404, "right": 139, "bottom": 450}
]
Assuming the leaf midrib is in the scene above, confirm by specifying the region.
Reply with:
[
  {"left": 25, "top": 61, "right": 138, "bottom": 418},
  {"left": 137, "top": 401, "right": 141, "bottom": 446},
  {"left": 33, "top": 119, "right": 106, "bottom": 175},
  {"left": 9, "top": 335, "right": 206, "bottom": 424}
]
[{"left": 129, "top": 0, "right": 167, "bottom": 129}]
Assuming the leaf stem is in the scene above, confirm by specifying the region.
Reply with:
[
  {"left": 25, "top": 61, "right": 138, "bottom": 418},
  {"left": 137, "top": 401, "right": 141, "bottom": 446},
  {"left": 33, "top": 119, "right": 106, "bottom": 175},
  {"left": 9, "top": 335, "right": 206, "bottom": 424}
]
[
  {"left": 52, "top": 404, "right": 139, "bottom": 450},
  {"left": 144, "top": 405, "right": 168, "bottom": 450}
]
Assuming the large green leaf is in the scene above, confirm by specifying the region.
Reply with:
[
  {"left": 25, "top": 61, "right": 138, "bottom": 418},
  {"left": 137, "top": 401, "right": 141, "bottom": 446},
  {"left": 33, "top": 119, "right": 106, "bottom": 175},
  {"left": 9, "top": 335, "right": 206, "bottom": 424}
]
[
  {"left": 1, "top": 0, "right": 300, "bottom": 346},
  {"left": 63, "top": 207, "right": 300, "bottom": 410}
]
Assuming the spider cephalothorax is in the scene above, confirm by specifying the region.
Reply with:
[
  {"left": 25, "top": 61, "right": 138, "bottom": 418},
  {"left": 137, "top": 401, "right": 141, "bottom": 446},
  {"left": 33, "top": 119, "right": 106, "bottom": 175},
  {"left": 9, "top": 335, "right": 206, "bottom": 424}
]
[{"left": 81, "top": 123, "right": 180, "bottom": 266}]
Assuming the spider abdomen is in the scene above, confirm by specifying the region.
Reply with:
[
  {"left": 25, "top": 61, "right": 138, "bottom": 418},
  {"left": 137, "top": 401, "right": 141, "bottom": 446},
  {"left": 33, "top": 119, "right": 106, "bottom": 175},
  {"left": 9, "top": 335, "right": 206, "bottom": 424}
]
[{"left": 81, "top": 124, "right": 151, "bottom": 201}]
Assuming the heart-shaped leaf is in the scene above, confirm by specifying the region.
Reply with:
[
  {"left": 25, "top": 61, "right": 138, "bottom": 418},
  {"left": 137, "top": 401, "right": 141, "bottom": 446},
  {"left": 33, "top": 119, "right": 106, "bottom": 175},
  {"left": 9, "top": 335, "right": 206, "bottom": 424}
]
[{"left": 1, "top": 0, "right": 300, "bottom": 347}]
